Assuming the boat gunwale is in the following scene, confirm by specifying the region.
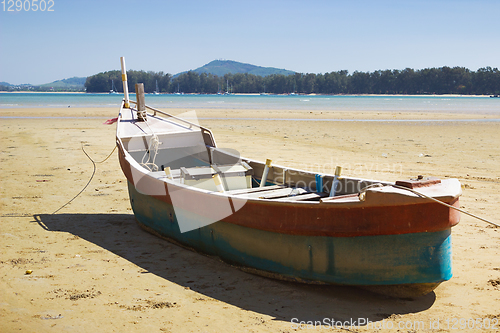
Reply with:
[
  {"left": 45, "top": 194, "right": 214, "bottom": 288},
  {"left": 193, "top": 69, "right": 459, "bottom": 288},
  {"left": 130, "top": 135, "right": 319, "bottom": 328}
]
[
  {"left": 115, "top": 101, "right": 461, "bottom": 207},
  {"left": 116, "top": 143, "right": 460, "bottom": 208},
  {"left": 117, "top": 153, "right": 461, "bottom": 238}
]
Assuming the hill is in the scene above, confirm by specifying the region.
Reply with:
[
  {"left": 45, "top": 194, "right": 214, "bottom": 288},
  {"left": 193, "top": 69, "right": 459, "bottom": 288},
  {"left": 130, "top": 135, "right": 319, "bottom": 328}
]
[
  {"left": 0, "top": 81, "right": 12, "bottom": 86},
  {"left": 39, "top": 77, "right": 86, "bottom": 89},
  {"left": 177, "top": 60, "right": 296, "bottom": 77}
]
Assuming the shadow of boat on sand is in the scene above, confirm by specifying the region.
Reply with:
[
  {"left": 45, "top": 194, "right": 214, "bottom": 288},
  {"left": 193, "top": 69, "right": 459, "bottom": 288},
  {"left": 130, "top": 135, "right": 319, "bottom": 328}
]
[{"left": 34, "top": 213, "right": 436, "bottom": 325}]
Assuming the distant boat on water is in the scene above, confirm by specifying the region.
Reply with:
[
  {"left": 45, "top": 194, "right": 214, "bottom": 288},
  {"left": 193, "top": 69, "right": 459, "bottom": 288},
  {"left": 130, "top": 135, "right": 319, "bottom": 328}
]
[
  {"left": 153, "top": 80, "right": 160, "bottom": 95},
  {"left": 109, "top": 80, "right": 119, "bottom": 94},
  {"left": 260, "top": 83, "right": 268, "bottom": 95},
  {"left": 174, "top": 83, "right": 182, "bottom": 95}
]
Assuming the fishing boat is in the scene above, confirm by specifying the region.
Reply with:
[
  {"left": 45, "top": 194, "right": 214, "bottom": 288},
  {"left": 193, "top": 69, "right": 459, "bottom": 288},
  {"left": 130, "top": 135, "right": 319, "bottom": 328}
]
[{"left": 115, "top": 58, "right": 461, "bottom": 298}]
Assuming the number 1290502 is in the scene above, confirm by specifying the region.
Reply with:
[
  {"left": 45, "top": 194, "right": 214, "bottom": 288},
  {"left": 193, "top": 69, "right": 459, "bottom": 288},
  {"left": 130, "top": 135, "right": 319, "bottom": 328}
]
[{"left": 2, "top": 0, "right": 54, "bottom": 12}]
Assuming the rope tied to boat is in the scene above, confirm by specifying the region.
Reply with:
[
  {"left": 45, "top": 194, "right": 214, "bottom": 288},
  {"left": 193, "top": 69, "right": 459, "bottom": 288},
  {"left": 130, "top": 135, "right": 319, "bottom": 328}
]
[
  {"left": 359, "top": 183, "right": 500, "bottom": 228},
  {"left": 51, "top": 142, "right": 117, "bottom": 214},
  {"left": 140, "top": 120, "right": 161, "bottom": 172}
]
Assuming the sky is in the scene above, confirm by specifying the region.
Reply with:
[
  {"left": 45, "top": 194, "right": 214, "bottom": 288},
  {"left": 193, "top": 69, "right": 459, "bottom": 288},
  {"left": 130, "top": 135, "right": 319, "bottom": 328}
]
[{"left": 1, "top": 0, "right": 499, "bottom": 85}]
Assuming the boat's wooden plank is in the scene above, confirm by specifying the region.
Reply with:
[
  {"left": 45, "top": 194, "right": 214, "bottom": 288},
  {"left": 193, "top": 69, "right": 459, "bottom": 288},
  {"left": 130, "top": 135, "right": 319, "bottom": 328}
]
[
  {"left": 148, "top": 169, "right": 182, "bottom": 180},
  {"left": 320, "top": 193, "right": 360, "bottom": 203},
  {"left": 226, "top": 184, "right": 284, "bottom": 195},
  {"left": 118, "top": 108, "right": 201, "bottom": 140},
  {"left": 230, "top": 187, "right": 297, "bottom": 199},
  {"left": 257, "top": 188, "right": 307, "bottom": 199},
  {"left": 283, "top": 192, "right": 329, "bottom": 201}
]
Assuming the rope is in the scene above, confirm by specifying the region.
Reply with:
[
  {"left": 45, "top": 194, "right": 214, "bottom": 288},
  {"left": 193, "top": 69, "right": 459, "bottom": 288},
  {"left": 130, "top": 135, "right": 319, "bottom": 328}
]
[
  {"left": 140, "top": 120, "right": 161, "bottom": 172},
  {"left": 359, "top": 183, "right": 499, "bottom": 228},
  {"left": 51, "top": 143, "right": 117, "bottom": 214}
]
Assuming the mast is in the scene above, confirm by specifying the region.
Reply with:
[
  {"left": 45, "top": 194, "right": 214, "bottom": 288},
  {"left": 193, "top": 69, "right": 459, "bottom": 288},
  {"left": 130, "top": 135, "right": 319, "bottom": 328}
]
[{"left": 120, "top": 57, "right": 130, "bottom": 108}]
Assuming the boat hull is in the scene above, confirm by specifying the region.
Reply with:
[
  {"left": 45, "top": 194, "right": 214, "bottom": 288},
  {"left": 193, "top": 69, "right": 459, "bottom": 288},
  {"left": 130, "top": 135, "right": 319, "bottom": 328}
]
[{"left": 128, "top": 181, "right": 452, "bottom": 297}]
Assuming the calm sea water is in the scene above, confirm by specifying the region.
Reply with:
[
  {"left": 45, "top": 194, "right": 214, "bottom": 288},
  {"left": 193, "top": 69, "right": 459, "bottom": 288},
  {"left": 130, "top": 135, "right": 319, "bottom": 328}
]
[{"left": 1, "top": 93, "right": 499, "bottom": 115}]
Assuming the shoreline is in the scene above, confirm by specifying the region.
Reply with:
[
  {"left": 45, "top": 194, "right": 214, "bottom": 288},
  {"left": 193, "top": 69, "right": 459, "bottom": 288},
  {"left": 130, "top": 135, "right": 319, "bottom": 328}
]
[
  {"left": 0, "top": 90, "right": 494, "bottom": 98},
  {"left": 2, "top": 116, "right": 500, "bottom": 123}
]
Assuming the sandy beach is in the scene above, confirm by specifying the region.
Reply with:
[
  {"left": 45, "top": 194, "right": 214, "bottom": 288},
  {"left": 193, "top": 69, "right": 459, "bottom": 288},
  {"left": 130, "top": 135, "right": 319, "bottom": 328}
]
[{"left": 1, "top": 107, "right": 499, "bottom": 332}]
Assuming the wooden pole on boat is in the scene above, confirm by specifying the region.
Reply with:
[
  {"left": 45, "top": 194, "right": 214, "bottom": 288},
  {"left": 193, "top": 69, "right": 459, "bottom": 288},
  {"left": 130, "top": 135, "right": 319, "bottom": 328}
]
[
  {"left": 120, "top": 57, "right": 130, "bottom": 108},
  {"left": 164, "top": 167, "right": 173, "bottom": 180},
  {"left": 135, "top": 83, "right": 147, "bottom": 121},
  {"left": 329, "top": 166, "right": 342, "bottom": 197},
  {"left": 213, "top": 174, "right": 225, "bottom": 192},
  {"left": 260, "top": 159, "right": 272, "bottom": 187}
]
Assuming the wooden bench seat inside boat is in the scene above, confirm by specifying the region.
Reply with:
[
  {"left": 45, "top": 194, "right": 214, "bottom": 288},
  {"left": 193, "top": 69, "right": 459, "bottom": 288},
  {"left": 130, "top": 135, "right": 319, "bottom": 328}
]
[
  {"left": 149, "top": 169, "right": 182, "bottom": 180},
  {"left": 225, "top": 184, "right": 285, "bottom": 195},
  {"left": 255, "top": 187, "right": 307, "bottom": 199},
  {"left": 283, "top": 191, "right": 329, "bottom": 201},
  {"left": 179, "top": 162, "right": 253, "bottom": 191},
  {"left": 226, "top": 185, "right": 330, "bottom": 201},
  {"left": 228, "top": 186, "right": 308, "bottom": 199},
  {"left": 320, "top": 193, "right": 361, "bottom": 203}
]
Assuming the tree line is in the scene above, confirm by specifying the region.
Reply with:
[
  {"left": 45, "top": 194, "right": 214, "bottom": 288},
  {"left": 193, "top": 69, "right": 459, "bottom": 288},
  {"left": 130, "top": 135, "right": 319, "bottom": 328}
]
[{"left": 84, "top": 66, "right": 500, "bottom": 95}]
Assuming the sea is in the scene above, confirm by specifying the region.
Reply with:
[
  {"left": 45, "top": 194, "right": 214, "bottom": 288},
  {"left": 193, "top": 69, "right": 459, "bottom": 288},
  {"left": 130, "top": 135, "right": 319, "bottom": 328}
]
[{"left": 1, "top": 93, "right": 499, "bottom": 118}]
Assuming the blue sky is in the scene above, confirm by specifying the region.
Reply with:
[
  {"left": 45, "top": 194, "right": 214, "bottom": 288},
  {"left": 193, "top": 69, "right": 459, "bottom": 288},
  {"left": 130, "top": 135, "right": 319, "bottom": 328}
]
[{"left": 1, "top": 0, "right": 499, "bottom": 85}]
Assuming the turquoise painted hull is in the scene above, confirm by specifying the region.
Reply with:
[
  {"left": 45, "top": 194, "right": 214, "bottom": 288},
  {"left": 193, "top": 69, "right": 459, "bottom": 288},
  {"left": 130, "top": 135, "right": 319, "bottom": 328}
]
[{"left": 128, "top": 181, "right": 452, "bottom": 288}]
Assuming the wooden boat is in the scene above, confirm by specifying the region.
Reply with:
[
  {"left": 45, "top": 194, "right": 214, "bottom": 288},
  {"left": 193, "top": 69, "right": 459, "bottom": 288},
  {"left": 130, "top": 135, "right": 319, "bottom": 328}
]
[{"left": 115, "top": 58, "right": 461, "bottom": 298}]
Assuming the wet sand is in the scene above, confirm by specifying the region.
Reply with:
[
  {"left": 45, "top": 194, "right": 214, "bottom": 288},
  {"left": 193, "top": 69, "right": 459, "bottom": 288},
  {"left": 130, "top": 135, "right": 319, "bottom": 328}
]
[{"left": 1, "top": 107, "right": 499, "bottom": 332}]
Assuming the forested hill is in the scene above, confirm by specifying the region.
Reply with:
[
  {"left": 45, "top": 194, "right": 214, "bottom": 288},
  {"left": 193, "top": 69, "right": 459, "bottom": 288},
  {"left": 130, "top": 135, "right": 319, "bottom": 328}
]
[
  {"left": 84, "top": 66, "right": 500, "bottom": 95},
  {"left": 177, "top": 60, "right": 296, "bottom": 77}
]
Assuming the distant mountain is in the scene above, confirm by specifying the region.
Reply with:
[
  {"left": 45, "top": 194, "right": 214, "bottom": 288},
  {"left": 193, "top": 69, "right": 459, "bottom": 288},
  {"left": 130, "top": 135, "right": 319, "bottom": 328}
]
[
  {"left": 0, "top": 81, "right": 12, "bottom": 86},
  {"left": 39, "top": 76, "right": 86, "bottom": 88},
  {"left": 177, "top": 60, "right": 296, "bottom": 77}
]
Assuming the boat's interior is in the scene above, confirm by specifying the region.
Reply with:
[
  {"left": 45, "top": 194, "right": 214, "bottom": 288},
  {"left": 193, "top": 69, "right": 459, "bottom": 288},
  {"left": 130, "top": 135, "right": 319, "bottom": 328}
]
[{"left": 118, "top": 106, "right": 390, "bottom": 203}]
